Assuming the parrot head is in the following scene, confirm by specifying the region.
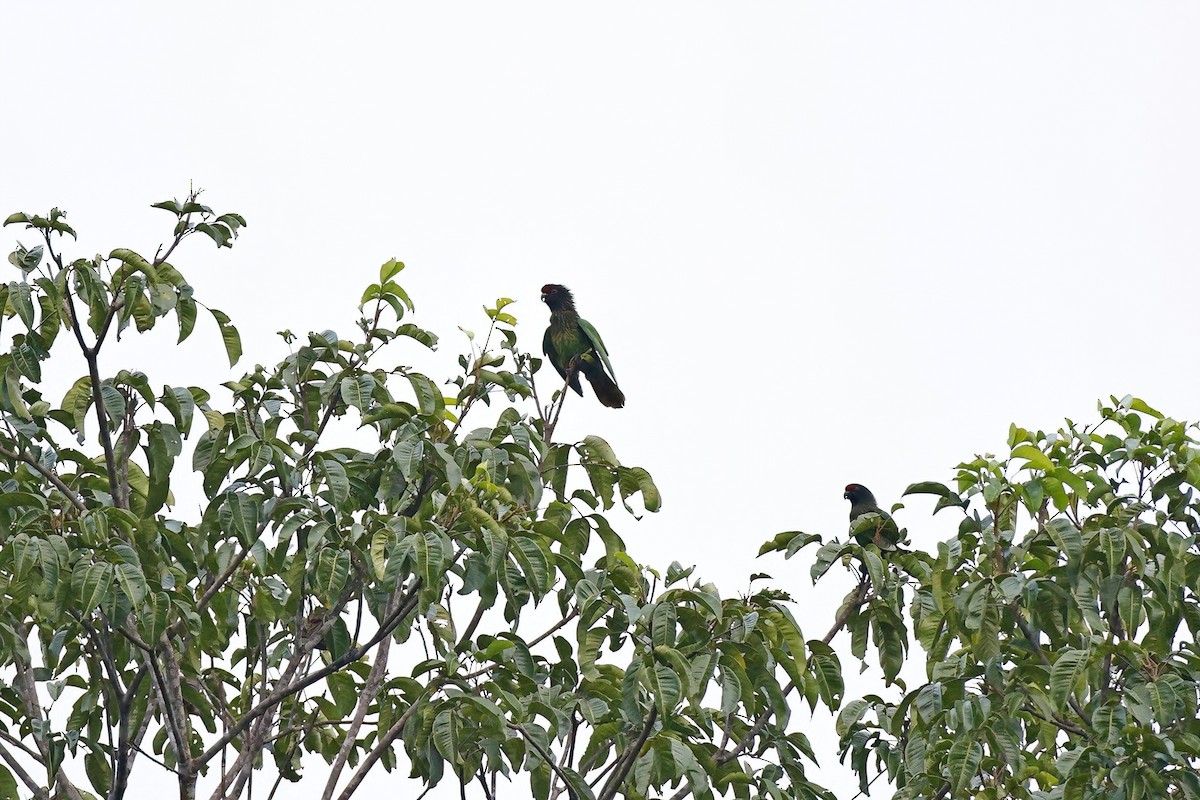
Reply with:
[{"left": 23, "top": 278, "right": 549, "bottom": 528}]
[
  {"left": 844, "top": 483, "right": 879, "bottom": 514},
  {"left": 540, "top": 284, "right": 573, "bottom": 309}
]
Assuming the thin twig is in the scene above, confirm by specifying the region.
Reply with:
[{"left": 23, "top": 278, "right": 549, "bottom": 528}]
[
  {"left": 543, "top": 359, "right": 581, "bottom": 444},
  {"left": 0, "top": 444, "right": 87, "bottom": 512},
  {"left": 596, "top": 707, "right": 657, "bottom": 800},
  {"left": 512, "top": 722, "right": 582, "bottom": 800},
  {"left": 549, "top": 713, "right": 581, "bottom": 800}
]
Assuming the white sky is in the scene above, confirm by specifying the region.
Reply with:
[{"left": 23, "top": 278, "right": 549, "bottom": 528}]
[{"left": 4, "top": 4, "right": 1199, "bottom": 798}]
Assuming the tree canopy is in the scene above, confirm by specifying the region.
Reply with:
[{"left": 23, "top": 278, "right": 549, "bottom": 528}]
[
  {"left": 768, "top": 395, "right": 1200, "bottom": 799},
  {"left": 0, "top": 196, "right": 1197, "bottom": 800}
]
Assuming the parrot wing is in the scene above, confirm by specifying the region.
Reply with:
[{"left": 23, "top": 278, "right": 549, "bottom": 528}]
[{"left": 578, "top": 317, "right": 617, "bottom": 381}]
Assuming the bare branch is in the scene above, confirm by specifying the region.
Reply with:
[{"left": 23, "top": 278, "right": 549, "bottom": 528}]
[
  {"left": 334, "top": 699, "right": 425, "bottom": 800},
  {"left": 320, "top": 615, "right": 397, "bottom": 800}
]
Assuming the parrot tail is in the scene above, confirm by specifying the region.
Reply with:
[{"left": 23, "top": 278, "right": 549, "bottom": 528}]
[{"left": 583, "top": 366, "right": 625, "bottom": 408}]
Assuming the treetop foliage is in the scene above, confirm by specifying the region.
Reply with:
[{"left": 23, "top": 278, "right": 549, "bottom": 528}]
[{"left": 0, "top": 195, "right": 1197, "bottom": 800}]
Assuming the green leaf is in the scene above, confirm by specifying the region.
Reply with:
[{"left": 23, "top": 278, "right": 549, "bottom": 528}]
[
  {"left": 1012, "top": 444, "right": 1054, "bottom": 471},
  {"left": 114, "top": 553, "right": 148, "bottom": 605},
  {"left": 196, "top": 222, "right": 232, "bottom": 248},
  {"left": 406, "top": 372, "right": 443, "bottom": 416},
  {"left": 617, "top": 465, "right": 661, "bottom": 513},
  {"left": 312, "top": 548, "right": 351, "bottom": 606},
  {"left": 74, "top": 562, "right": 113, "bottom": 612},
  {"left": 510, "top": 536, "right": 553, "bottom": 600},
  {"left": 810, "top": 540, "right": 847, "bottom": 583},
  {"left": 643, "top": 661, "right": 682, "bottom": 718},
  {"left": 12, "top": 340, "right": 41, "bottom": 382},
  {"left": 379, "top": 257, "right": 406, "bottom": 285},
  {"left": 395, "top": 322, "right": 437, "bottom": 349},
  {"left": 99, "top": 383, "right": 126, "bottom": 426},
  {"left": 8, "top": 243, "right": 43, "bottom": 274},
  {"left": 808, "top": 641, "right": 843, "bottom": 710},
  {"left": 719, "top": 665, "right": 742, "bottom": 715},
  {"left": 177, "top": 295, "right": 197, "bottom": 343},
  {"left": 1045, "top": 518, "right": 1082, "bottom": 563},
  {"left": 3, "top": 364, "right": 30, "bottom": 421},
  {"left": 318, "top": 457, "right": 350, "bottom": 507},
  {"left": 835, "top": 698, "right": 870, "bottom": 738},
  {"left": 1101, "top": 527, "right": 1125, "bottom": 567},
  {"left": 581, "top": 435, "right": 620, "bottom": 467},
  {"left": 11, "top": 281, "right": 34, "bottom": 329},
  {"left": 1050, "top": 648, "right": 1089, "bottom": 707},
  {"left": 1118, "top": 585, "right": 1144, "bottom": 634},
  {"left": 369, "top": 528, "right": 392, "bottom": 579},
  {"left": 326, "top": 672, "right": 358, "bottom": 718},
  {"left": 108, "top": 248, "right": 160, "bottom": 285},
  {"left": 220, "top": 492, "right": 261, "bottom": 545},
  {"left": 946, "top": 738, "right": 982, "bottom": 795},
  {"left": 432, "top": 706, "right": 461, "bottom": 761},
  {"left": 0, "top": 765, "right": 17, "bottom": 799},
  {"left": 1092, "top": 704, "right": 1126, "bottom": 743},
  {"left": 413, "top": 530, "right": 447, "bottom": 590},
  {"left": 1128, "top": 397, "right": 1162, "bottom": 419},
  {"left": 151, "top": 199, "right": 182, "bottom": 214},
  {"left": 903, "top": 481, "right": 961, "bottom": 501},
  {"left": 340, "top": 373, "right": 376, "bottom": 411},
  {"left": 650, "top": 603, "right": 677, "bottom": 648},
  {"left": 160, "top": 386, "right": 196, "bottom": 434},
  {"left": 543, "top": 444, "right": 570, "bottom": 499},
  {"left": 143, "top": 422, "right": 178, "bottom": 515},
  {"left": 209, "top": 308, "right": 242, "bottom": 366}
]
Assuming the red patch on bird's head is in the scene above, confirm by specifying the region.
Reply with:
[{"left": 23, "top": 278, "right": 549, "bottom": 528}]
[
  {"left": 541, "top": 284, "right": 573, "bottom": 305},
  {"left": 844, "top": 484, "right": 859, "bottom": 493}
]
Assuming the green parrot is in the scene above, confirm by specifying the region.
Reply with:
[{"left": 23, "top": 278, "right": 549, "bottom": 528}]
[
  {"left": 540, "top": 284, "right": 625, "bottom": 408},
  {"left": 844, "top": 483, "right": 902, "bottom": 549}
]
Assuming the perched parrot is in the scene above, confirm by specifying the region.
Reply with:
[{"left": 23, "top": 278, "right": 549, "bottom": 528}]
[
  {"left": 540, "top": 284, "right": 625, "bottom": 408},
  {"left": 844, "top": 483, "right": 902, "bottom": 549}
]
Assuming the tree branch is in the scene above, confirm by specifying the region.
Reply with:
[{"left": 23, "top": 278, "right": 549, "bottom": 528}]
[
  {"left": 1012, "top": 607, "right": 1093, "bottom": 727},
  {"left": 320, "top": 604, "right": 398, "bottom": 800},
  {"left": 63, "top": 280, "right": 124, "bottom": 507},
  {"left": 198, "top": 580, "right": 425, "bottom": 768},
  {"left": 596, "top": 707, "right": 657, "bottom": 800},
  {"left": 11, "top": 623, "right": 84, "bottom": 800},
  {"left": 0, "top": 443, "right": 87, "bottom": 512},
  {"left": 512, "top": 722, "right": 580, "bottom": 800},
  {"left": 0, "top": 738, "right": 51, "bottom": 800},
  {"left": 334, "top": 696, "right": 426, "bottom": 800}
]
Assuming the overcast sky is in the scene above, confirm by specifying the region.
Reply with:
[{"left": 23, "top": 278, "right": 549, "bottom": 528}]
[{"left": 5, "top": 4, "right": 1199, "bottom": 798}]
